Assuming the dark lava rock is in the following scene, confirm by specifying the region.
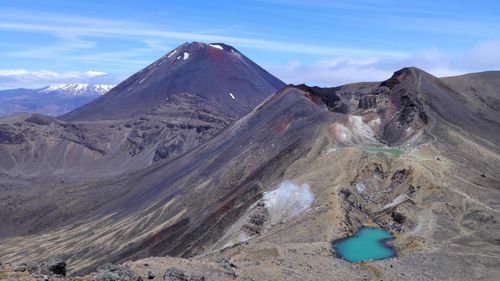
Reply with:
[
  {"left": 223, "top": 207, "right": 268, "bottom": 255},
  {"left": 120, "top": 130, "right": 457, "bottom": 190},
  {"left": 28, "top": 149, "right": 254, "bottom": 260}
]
[
  {"left": 163, "top": 267, "right": 205, "bottom": 281},
  {"left": 25, "top": 114, "right": 54, "bottom": 125},
  {"left": 148, "top": 271, "right": 156, "bottom": 279},
  {"left": 218, "top": 257, "right": 237, "bottom": 271},
  {"left": 153, "top": 143, "right": 182, "bottom": 162},
  {"left": 380, "top": 67, "right": 411, "bottom": 89},
  {"left": 218, "top": 257, "right": 237, "bottom": 277},
  {"left": 358, "top": 95, "right": 377, "bottom": 109},
  {"left": 48, "top": 261, "right": 67, "bottom": 276},
  {"left": 94, "top": 263, "right": 136, "bottom": 281},
  {"left": 392, "top": 212, "right": 406, "bottom": 224},
  {"left": 243, "top": 212, "right": 267, "bottom": 235},
  {"left": 0, "top": 125, "right": 25, "bottom": 144},
  {"left": 16, "top": 260, "right": 65, "bottom": 276}
]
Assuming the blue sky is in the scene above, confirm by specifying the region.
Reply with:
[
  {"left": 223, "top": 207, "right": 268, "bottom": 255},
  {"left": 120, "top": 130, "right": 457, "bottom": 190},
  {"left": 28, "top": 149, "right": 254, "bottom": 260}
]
[{"left": 1, "top": 0, "right": 499, "bottom": 88}]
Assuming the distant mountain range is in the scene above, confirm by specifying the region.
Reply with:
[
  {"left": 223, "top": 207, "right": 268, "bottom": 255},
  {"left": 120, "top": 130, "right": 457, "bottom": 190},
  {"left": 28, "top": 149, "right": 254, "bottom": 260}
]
[
  {"left": 39, "top": 83, "right": 114, "bottom": 96},
  {"left": 0, "top": 83, "right": 114, "bottom": 117}
]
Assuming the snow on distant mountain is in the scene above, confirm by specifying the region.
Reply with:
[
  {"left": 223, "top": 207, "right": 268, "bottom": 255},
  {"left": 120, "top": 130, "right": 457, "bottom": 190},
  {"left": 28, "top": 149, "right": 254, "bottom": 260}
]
[
  {"left": 40, "top": 83, "right": 114, "bottom": 96},
  {"left": 0, "top": 83, "right": 115, "bottom": 117}
]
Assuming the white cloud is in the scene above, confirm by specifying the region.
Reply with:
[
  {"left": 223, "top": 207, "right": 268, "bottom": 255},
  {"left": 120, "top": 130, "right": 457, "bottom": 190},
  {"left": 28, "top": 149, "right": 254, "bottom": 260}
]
[
  {"left": 265, "top": 40, "right": 500, "bottom": 86},
  {"left": 460, "top": 40, "right": 500, "bottom": 70},
  {"left": 0, "top": 69, "right": 126, "bottom": 89},
  {"left": 83, "top": 70, "right": 107, "bottom": 77},
  {"left": 265, "top": 59, "right": 390, "bottom": 86}
]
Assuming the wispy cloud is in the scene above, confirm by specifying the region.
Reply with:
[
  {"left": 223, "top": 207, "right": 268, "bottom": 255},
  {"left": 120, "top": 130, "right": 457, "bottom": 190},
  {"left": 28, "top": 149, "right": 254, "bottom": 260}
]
[
  {"left": 9, "top": 35, "right": 96, "bottom": 58},
  {"left": 0, "top": 11, "right": 407, "bottom": 58},
  {"left": 265, "top": 40, "right": 500, "bottom": 86},
  {"left": 254, "top": 0, "right": 500, "bottom": 23}
]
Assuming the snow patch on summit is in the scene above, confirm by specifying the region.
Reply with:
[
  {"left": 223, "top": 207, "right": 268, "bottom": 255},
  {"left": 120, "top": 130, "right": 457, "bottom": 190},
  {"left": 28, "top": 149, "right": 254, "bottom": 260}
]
[
  {"left": 209, "top": 44, "right": 224, "bottom": 50},
  {"left": 229, "top": 93, "right": 235, "bottom": 100},
  {"left": 183, "top": 52, "right": 190, "bottom": 60},
  {"left": 167, "top": 49, "right": 177, "bottom": 58}
]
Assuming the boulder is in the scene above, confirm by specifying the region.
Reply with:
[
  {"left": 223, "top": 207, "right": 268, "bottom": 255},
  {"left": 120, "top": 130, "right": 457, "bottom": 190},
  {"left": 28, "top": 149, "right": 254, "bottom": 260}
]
[
  {"left": 48, "top": 261, "right": 67, "bottom": 276},
  {"left": 93, "top": 263, "right": 136, "bottom": 281},
  {"left": 163, "top": 267, "right": 205, "bottom": 281}
]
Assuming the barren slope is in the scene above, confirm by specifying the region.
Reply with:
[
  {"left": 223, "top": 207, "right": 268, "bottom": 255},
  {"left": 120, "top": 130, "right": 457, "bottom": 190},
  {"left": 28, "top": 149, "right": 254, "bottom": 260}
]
[
  {"left": 1, "top": 68, "right": 499, "bottom": 280},
  {"left": 0, "top": 42, "right": 284, "bottom": 179}
]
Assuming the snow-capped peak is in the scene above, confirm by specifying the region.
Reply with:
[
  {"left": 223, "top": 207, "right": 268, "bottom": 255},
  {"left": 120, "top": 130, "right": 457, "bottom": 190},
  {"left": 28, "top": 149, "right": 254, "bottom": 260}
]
[{"left": 40, "top": 83, "right": 114, "bottom": 96}]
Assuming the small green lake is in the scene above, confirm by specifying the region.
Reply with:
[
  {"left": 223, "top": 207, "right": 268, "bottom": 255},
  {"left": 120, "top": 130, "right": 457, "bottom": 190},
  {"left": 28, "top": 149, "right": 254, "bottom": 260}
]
[
  {"left": 332, "top": 227, "right": 397, "bottom": 263},
  {"left": 358, "top": 147, "right": 403, "bottom": 156}
]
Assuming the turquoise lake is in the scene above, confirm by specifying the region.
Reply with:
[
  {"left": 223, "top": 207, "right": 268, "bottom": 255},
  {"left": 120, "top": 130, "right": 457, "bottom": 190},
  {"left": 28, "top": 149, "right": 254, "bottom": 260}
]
[
  {"left": 333, "top": 227, "right": 397, "bottom": 262},
  {"left": 358, "top": 147, "right": 404, "bottom": 156}
]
